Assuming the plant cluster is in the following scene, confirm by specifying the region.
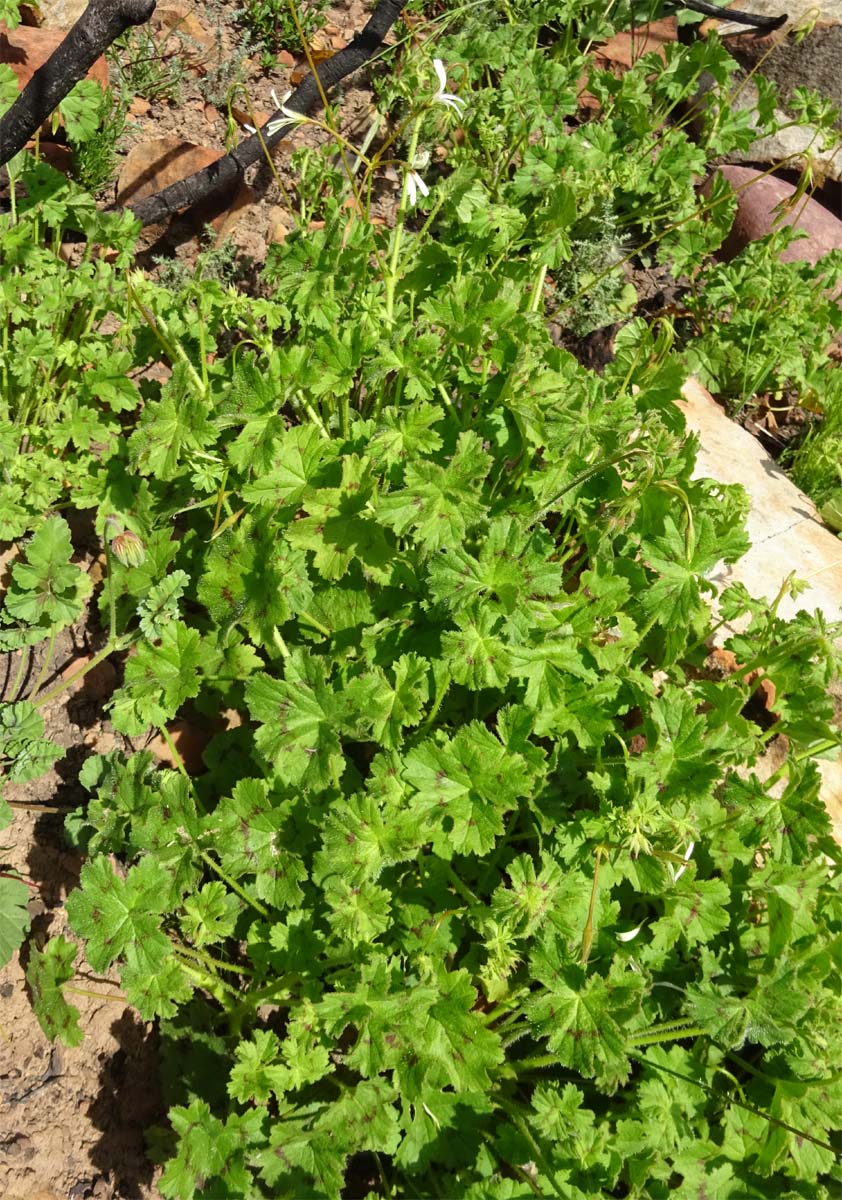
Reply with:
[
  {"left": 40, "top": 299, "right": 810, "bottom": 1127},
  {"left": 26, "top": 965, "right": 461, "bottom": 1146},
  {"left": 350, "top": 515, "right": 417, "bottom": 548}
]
[
  {"left": 1, "top": 0, "right": 841, "bottom": 1196},
  {"left": 240, "top": 0, "right": 331, "bottom": 69}
]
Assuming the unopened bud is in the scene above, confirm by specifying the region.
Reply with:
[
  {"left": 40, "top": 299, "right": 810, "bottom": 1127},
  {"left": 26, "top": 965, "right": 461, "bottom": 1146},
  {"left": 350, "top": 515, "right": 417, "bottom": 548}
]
[{"left": 111, "top": 530, "right": 146, "bottom": 567}]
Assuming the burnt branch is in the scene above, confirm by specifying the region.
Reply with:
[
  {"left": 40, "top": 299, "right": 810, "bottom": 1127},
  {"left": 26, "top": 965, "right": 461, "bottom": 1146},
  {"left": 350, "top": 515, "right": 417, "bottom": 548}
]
[
  {"left": 0, "top": 0, "right": 157, "bottom": 168},
  {"left": 682, "top": 0, "right": 787, "bottom": 31},
  {"left": 122, "top": 0, "right": 404, "bottom": 227}
]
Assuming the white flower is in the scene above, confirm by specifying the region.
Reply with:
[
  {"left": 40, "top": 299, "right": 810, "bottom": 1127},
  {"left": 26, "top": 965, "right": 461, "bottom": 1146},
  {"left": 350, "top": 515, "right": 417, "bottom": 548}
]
[
  {"left": 265, "top": 89, "right": 308, "bottom": 137},
  {"left": 669, "top": 841, "right": 696, "bottom": 883},
  {"left": 616, "top": 923, "right": 644, "bottom": 943},
  {"left": 432, "top": 58, "right": 465, "bottom": 114},
  {"left": 406, "top": 169, "right": 430, "bottom": 206}
]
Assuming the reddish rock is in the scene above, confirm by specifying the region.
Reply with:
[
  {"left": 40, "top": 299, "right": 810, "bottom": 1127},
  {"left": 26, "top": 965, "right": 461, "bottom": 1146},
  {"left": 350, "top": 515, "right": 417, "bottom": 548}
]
[
  {"left": 152, "top": 5, "right": 215, "bottom": 65},
  {"left": 116, "top": 135, "right": 256, "bottom": 237},
  {"left": 0, "top": 21, "right": 107, "bottom": 94},
  {"left": 711, "top": 165, "right": 842, "bottom": 266}
]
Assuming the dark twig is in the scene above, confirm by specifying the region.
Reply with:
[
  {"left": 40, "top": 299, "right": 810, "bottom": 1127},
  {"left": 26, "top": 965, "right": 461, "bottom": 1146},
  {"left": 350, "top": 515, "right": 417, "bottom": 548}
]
[
  {"left": 682, "top": 0, "right": 787, "bottom": 31},
  {"left": 122, "top": 0, "right": 404, "bottom": 227},
  {"left": 0, "top": 0, "right": 157, "bottom": 168}
]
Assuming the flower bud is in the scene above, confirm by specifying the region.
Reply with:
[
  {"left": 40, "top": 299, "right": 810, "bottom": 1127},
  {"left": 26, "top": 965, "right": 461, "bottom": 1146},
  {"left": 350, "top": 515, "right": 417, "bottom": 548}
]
[{"left": 111, "top": 530, "right": 146, "bottom": 568}]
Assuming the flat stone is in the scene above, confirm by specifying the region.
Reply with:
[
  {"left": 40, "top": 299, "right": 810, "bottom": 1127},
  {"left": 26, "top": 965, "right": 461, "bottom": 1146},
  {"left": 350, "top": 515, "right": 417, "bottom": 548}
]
[
  {"left": 679, "top": 377, "right": 842, "bottom": 624},
  {"left": 152, "top": 4, "right": 216, "bottom": 66},
  {"left": 116, "top": 135, "right": 255, "bottom": 237},
  {"left": 679, "top": 377, "right": 842, "bottom": 838}
]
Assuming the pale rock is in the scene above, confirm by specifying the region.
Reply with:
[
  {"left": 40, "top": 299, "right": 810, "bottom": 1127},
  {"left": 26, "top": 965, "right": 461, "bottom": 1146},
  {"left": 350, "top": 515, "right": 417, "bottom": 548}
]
[
  {"left": 678, "top": 377, "right": 842, "bottom": 626},
  {"left": 698, "top": 1, "right": 842, "bottom": 182},
  {"left": 679, "top": 376, "right": 842, "bottom": 839},
  {"left": 27, "top": 0, "right": 87, "bottom": 28}
]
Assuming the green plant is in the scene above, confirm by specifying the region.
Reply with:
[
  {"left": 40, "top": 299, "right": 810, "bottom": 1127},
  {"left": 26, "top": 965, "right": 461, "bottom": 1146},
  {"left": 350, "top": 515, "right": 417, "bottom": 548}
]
[
  {"left": 70, "top": 85, "right": 129, "bottom": 193},
  {"left": 110, "top": 24, "right": 187, "bottom": 104},
  {"left": 550, "top": 204, "right": 638, "bottom": 335},
  {"left": 0, "top": 161, "right": 140, "bottom": 538},
  {"left": 195, "top": 1, "right": 261, "bottom": 111},
  {"left": 682, "top": 229, "right": 842, "bottom": 415},
  {"left": 240, "top": 0, "right": 330, "bottom": 68},
  {"left": 3, "top": 1, "right": 841, "bottom": 1194},
  {"left": 789, "top": 368, "right": 842, "bottom": 508},
  {"left": 29, "top": 308, "right": 842, "bottom": 1195}
]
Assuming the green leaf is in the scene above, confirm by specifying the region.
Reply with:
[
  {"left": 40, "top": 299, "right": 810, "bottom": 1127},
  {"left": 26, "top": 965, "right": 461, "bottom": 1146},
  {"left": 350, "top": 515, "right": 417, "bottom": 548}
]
[
  {"left": 239, "top": 422, "right": 331, "bottom": 506},
  {"left": 26, "top": 935, "right": 83, "bottom": 1047},
  {"left": 528, "top": 959, "right": 644, "bottom": 1086},
  {"left": 650, "top": 877, "right": 731, "bottom": 952},
  {"left": 198, "top": 521, "right": 313, "bottom": 642},
  {"left": 245, "top": 651, "right": 344, "bottom": 789},
  {"left": 59, "top": 79, "right": 105, "bottom": 142},
  {"left": 180, "top": 882, "right": 241, "bottom": 948},
  {"left": 403, "top": 722, "right": 535, "bottom": 858},
  {"left": 3, "top": 516, "right": 92, "bottom": 629},
  {"left": 0, "top": 701, "right": 64, "bottom": 782},
  {"left": 212, "top": 778, "right": 307, "bottom": 909},
  {"left": 66, "top": 855, "right": 173, "bottom": 972},
  {"left": 161, "top": 1104, "right": 264, "bottom": 1200},
  {"left": 0, "top": 871, "right": 30, "bottom": 970},
  {"left": 441, "top": 604, "right": 512, "bottom": 690},
  {"left": 137, "top": 570, "right": 189, "bottom": 639},
  {"left": 109, "top": 621, "right": 205, "bottom": 735},
  {"left": 378, "top": 431, "right": 490, "bottom": 552}
]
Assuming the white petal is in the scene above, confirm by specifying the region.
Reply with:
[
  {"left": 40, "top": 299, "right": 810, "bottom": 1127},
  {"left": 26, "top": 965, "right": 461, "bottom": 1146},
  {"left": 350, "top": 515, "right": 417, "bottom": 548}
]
[
  {"left": 671, "top": 841, "right": 696, "bottom": 883},
  {"left": 433, "top": 58, "right": 448, "bottom": 93},
  {"left": 617, "top": 924, "right": 644, "bottom": 943},
  {"left": 407, "top": 170, "right": 429, "bottom": 205},
  {"left": 439, "top": 93, "right": 466, "bottom": 113}
]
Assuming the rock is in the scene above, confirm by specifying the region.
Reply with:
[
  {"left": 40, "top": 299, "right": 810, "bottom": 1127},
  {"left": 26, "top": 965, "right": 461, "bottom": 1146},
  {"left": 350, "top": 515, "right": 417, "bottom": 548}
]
[
  {"left": 267, "top": 203, "right": 294, "bottom": 244},
  {"left": 0, "top": 22, "right": 108, "bottom": 98},
  {"left": 146, "top": 719, "right": 210, "bottom": 774},
  {"left": 116, "top": 136, "right": 223, "bottom": 206},
  {"left": 152, "top": 4, "right": 216, "bottom": 66},
  {"left": 116, "top": 135, "right": 255, "bottom": 237},
  {"left": 24, "top": 139, "right": 72, "bottom": 173},
  {"left": 679, "top": 376, "right": 842, "bottom": 840},
  {"left": 26, "top": 0, "right": 87, "bottom": 27},
  {"left": 708, "top": 164, "right": 842, "bottom": 266},
  {"left": 722, "top": 22, "right": 842, "bottom": 127},
  {"left": 578, "top": 17, "right": 676, "bottom": 112},
  {"left": 697, "top": 2, "right": 842, "bottom": 182},
  {"left": 678, "top": 377, "right": 842, "bottom": 625}
]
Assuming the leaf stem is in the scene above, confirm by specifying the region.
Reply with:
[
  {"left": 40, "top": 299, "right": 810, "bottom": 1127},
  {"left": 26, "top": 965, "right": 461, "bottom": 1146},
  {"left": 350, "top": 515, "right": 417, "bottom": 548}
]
[
  {"left": 385, "top": 116, "right": 422, "bottom": 323},
  {"left": 173, "top": 941, "right": 257, "bottom": 979},
  {"left": 64, "top": 984, "right": 126, "bottom": 1003},
  {"left": 195, "top": 847, "right": 271, "bottom": 920},
  {"left": 28, "top": 626, "right": 57, "bottom": 702},
  {"left": 34, "top": 636, "right": 131, "bottom": 710}
]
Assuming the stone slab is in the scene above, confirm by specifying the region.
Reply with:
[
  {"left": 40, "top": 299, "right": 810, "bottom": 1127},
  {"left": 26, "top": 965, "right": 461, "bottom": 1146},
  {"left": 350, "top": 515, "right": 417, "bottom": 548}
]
[
  {"left": 679, "top": 378, "right": 842, "bottom": 840},
  {"left": 679, "top": 378, "right": 842, "bottom": 624}
]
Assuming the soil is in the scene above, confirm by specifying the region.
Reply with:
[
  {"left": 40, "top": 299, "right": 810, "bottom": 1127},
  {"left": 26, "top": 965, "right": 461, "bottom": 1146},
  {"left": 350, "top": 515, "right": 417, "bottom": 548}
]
[{"left": 1, "top": 3, "right": 842, "bottom": 1196}]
